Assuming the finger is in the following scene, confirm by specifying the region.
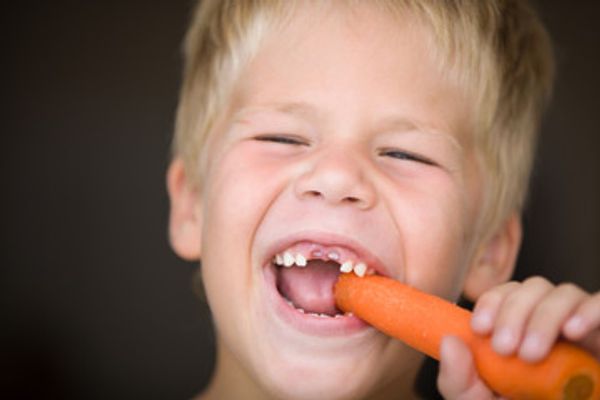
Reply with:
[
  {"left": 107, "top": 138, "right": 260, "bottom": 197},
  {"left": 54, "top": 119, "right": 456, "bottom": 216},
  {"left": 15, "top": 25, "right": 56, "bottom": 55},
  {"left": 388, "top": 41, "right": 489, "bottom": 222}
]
[
  {"left": 518, "top": 283, "right": 586, "bottom": 362},
  {"left": 471, "top": 281, "right": 521, "bottom": 335},
  {"left": 564, "top": 292, "right": 600, "bottom": 359},
  {"left": 437, "top": 336, "right": 496, "bottom": 400},
  {"left": 564, "top": 292, "right": 600, "bottom": 340},
  {"left": 576, "top": 330, "right": 600, "bottom": 360},
  {"left": 491, "top": 276, "right": 553, "bottom": 356}
]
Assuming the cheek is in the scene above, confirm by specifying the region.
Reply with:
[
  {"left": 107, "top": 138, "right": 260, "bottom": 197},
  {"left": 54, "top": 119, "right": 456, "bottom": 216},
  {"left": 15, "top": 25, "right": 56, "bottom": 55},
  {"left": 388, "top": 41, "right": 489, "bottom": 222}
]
[
  {"left": 199, "top": 147, "right": 290, "bottom": 289},
  {"left": 204, "top": 148, "right": 278, "bottom": 233},
  {"left": 198, "top": 155, "right": 275, "bottom": 351},
  {"left": 394, "top": 181, "right": 473, "bottom": 300}
]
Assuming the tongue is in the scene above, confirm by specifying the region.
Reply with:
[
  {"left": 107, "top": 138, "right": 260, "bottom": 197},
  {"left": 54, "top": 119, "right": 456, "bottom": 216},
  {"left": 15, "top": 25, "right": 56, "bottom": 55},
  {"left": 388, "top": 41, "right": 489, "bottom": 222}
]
[{"left": 277, "top": 260, "right": 340, "bottom": 315}]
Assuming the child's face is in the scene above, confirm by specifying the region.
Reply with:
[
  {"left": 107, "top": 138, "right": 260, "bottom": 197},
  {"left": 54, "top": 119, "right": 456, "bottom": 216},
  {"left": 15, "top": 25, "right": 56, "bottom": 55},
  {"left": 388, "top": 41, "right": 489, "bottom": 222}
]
[{"left": 193, "top": 5, "right": 484, "bottom": 399}]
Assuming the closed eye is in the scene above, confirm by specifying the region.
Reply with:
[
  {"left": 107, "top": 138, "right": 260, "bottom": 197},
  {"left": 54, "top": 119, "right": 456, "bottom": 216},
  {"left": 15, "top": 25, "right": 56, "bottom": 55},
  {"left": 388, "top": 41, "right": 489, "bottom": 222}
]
[
  {"left": 253, "top": 134, "right": 308, "bottom": 146},
  {"left": 379, "top": 149, "right": 437, "bottom": 166}
]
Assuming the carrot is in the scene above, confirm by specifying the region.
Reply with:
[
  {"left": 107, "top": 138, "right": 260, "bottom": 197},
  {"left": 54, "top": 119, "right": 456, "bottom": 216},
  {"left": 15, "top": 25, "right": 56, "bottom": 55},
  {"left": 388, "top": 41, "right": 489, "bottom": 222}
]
[{"left": 334, "top": 273, "right": 600, "bottom": 400}]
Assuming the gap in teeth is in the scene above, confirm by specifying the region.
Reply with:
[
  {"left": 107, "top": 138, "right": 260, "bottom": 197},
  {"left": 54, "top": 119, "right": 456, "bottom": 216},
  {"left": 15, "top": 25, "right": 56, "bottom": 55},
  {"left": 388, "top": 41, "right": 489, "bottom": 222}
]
[{"left": 272, "top": 242, "right": 375, "bottom": 277}]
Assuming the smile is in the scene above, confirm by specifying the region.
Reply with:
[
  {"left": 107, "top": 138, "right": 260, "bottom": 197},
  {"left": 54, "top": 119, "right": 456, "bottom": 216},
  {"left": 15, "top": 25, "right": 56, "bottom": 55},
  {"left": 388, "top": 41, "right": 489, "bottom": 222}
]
[{"left": 261, "top": 234, "right": 390, "bottom": 336}]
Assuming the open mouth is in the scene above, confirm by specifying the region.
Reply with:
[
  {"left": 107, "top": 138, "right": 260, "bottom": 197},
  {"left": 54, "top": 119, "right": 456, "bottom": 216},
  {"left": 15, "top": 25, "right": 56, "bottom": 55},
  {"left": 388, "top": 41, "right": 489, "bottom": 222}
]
[{"left": 268, "top": 240, "right": 378, "bottom": 319}]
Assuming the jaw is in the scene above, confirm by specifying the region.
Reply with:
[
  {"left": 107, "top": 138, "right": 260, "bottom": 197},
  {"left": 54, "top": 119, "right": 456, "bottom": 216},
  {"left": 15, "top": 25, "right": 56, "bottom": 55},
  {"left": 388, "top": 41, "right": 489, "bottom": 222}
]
[
  {"left": 201, "top": 198, "right": 425, "bottom": 399},
  {"left": 232, "top": 235, "right": 411, "bottom": 399},
  {"left": 226, "top": 277, "right": 423, "bottom": 400}
]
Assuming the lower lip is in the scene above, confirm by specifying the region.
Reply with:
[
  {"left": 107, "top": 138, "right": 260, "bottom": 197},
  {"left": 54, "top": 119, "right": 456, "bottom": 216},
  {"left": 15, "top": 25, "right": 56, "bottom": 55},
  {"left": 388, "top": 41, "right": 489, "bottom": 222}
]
[{"left": 262, "top": 263, "right": 369, "bottom": 336}]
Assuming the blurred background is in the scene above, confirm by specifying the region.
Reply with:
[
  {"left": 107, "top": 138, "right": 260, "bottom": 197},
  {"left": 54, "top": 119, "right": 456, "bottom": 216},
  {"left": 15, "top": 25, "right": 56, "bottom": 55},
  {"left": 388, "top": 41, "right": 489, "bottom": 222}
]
[{"left": 2, "top": 1, "right": 598, "bottom": 399}]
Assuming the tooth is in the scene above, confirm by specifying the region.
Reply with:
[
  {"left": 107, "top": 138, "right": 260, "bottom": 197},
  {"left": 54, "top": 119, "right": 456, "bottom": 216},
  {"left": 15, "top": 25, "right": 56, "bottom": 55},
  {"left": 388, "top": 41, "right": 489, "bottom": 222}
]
[
  {"left": 318, "top": 313, "right": 330, "bottom": 318},
  {"left": 340, "top": 261, "right": 353, "bottom": 273},
  {"left": 354, "top": 262, "right": 367, "bottom": 277},
  {"left": 283, "top": 252, "right": 295, "bottom": 267},
  {"left": 327, "top": 251, "right": 340, "bottom": 261},
  {"left": 297, "top": 308, "right": 305, "bottom": 314},
  {"left": 275, "top": 253, "right": 283, "bottom": 265},
  {"left": 295, "top": 254, "right": 307, "bottom": 267}
]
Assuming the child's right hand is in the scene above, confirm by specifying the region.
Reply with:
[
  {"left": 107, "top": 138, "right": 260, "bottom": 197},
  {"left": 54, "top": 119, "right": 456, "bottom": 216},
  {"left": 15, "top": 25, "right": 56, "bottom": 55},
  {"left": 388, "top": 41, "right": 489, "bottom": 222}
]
[{"left": 436, "top": 276, "right": 600, "bottom": 399}]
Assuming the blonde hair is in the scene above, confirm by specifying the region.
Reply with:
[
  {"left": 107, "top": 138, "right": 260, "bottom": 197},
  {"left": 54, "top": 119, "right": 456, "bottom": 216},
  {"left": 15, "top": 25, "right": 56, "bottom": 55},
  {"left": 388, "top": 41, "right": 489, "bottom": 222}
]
[{"left": 172, "top": 0, "right": 554, "bottom": 237}]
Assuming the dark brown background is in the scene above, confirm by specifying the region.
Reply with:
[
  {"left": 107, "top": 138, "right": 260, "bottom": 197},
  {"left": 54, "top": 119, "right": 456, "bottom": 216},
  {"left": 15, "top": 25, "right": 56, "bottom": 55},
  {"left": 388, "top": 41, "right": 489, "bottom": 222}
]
[{"left": 2, "top": 1, "right": 599, "bottom": 399}]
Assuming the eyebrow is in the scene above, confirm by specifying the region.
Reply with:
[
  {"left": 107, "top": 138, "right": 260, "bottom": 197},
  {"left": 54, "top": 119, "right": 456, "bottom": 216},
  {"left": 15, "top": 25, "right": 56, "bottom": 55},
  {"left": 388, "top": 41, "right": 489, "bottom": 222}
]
[{"left": 232, "top": 101, "right": 323, "bottom": 124}]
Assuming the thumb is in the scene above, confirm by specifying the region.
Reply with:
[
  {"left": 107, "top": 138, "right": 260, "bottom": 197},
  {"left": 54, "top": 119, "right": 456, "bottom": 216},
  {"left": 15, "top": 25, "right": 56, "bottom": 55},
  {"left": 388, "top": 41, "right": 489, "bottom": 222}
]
[{"left": 437, "top": 336, "right": 496, "bottom": 400}]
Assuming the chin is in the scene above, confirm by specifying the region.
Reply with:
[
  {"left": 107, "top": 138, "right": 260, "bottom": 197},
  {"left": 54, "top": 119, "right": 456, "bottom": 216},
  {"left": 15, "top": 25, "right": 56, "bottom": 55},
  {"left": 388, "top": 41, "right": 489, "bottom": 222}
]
[
  {"left": 257, "top": 360, "right": 378, "bottom": 400},
  {"left": 233, "top": 231, "right": 413, "bottom": 399}
]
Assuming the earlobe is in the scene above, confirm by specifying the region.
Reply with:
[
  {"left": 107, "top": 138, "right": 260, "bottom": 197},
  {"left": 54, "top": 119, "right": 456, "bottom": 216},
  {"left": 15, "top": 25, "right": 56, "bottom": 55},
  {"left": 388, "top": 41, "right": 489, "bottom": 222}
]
[
  {"left": 463, "top": 213, "right": 522, "bottom": 301},
  {"left": 167, "top": 158, "right": 202, "bottom": 261}
]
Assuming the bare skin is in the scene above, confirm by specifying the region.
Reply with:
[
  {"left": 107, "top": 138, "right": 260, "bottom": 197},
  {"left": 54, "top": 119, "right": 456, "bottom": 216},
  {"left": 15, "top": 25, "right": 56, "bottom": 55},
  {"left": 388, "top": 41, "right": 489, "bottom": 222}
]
[{"left": 168, "top": 3, "right": 600, "bottom": 399}]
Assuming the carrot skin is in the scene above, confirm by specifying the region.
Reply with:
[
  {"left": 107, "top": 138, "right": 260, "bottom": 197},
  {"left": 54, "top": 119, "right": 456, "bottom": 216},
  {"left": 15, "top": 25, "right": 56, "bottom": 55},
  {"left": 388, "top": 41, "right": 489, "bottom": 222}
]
[{"left": 334, "top": 274, "right": 600, "bottom": 400}]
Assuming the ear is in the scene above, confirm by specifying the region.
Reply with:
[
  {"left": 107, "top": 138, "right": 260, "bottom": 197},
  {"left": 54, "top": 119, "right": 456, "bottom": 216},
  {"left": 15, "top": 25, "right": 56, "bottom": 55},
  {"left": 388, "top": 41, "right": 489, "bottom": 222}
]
[
  {"left": 463, "top": 212, "right": 522, "bottom": 301},
  {"left": 166, "top": 158, "right": 202, "bottom": 261}
]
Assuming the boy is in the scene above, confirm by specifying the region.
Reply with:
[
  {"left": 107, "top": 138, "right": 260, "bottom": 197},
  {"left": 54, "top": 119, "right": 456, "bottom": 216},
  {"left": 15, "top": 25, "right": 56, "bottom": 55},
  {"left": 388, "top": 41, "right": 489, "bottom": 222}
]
[{"left": 166, "top": 1, "right": 600, "bottom": 398}]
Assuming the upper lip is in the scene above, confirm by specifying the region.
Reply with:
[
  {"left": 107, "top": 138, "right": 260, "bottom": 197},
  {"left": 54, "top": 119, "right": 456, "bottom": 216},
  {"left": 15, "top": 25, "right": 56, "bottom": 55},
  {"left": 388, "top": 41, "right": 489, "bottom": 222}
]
[{"left": 261, "top": 230, "right": 393, "bottom": 278}]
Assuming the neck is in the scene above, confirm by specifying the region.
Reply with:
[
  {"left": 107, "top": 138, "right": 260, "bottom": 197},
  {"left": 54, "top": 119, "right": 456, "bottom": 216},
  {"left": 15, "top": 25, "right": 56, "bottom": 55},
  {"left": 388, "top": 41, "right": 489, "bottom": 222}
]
[{"left": 197, "top": 339, "right": 268, "bottom": 400}]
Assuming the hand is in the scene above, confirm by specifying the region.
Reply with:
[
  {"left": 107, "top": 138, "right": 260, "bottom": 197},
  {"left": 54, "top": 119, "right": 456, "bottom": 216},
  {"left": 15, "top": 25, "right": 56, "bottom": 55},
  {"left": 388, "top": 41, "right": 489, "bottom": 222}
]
[{"left": 437, "top": 276, "right": 600, "bottom": 399}]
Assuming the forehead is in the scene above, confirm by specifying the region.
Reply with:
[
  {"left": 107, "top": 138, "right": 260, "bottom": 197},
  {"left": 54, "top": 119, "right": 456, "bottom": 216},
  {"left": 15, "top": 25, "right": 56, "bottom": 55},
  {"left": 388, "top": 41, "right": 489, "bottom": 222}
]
[{"left": 226, "top": 2, "right": 473, "bottom": 147}]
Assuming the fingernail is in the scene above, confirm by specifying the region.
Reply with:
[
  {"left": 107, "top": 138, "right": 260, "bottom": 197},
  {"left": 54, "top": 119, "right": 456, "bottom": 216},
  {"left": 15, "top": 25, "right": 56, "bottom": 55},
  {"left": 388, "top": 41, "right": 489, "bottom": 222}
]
[
  {"left": 519, "top": 333, "right": 544, "bottom": 361},
  {"left": 471, "top": 311, "right": 493, "bottom": 333},
  {"left": 565, "top": 316, "right": 585, "bottom": 336},
  {"left": 492, "top": 328, "right": 516, "bottom": 355}
]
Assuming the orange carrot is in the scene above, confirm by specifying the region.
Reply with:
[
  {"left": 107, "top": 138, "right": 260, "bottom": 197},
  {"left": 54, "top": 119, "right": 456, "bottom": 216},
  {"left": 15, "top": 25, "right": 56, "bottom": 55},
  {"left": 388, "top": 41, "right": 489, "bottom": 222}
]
[{"left": 334, "top": 273, "right": 600, "bottom": 400}]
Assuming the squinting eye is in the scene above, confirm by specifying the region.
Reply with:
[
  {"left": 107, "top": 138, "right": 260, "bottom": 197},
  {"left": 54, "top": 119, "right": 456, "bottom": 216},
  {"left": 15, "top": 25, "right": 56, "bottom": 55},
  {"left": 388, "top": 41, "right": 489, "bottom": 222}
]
[
  {"left": 380, "top": 149, "right": 436, "bottom": 166},
  {"left": 253, "top": 135, "right": 308, "bottom": 146}
]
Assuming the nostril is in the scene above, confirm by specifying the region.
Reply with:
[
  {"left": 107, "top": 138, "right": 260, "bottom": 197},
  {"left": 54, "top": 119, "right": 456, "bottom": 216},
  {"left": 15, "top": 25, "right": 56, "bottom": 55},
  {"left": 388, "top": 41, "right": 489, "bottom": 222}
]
[{"left": 301, "top": 191, "right": 364, "bottom": 205}]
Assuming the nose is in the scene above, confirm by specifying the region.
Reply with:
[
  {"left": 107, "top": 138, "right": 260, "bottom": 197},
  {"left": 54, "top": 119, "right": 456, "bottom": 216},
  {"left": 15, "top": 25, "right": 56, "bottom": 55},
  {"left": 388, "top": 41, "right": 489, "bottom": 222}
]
[{"left": 294, "top": 148, "right": 376, "bottom": 210}]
